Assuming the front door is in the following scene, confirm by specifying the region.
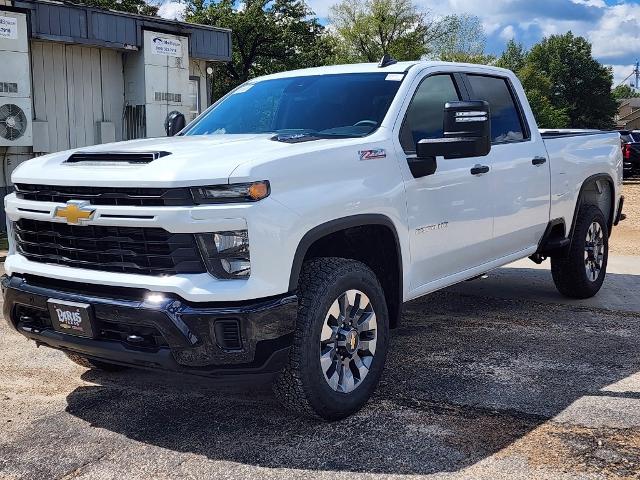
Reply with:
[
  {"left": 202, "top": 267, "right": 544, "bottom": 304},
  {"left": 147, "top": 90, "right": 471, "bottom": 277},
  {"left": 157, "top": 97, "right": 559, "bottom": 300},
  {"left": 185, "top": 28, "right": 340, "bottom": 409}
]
[{"left": 394, "top": 72, "right": 495, "bottom": 292}]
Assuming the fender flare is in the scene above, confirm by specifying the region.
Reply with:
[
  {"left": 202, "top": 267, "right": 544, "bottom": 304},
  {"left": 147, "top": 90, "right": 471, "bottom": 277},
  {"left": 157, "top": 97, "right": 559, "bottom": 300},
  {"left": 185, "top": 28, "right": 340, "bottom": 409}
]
[
  {"left": 569, "top": 173, "right": 616, "bottom": 241},
  {"left": 288, "top": 214, "right": 404, "bottom": 295}
]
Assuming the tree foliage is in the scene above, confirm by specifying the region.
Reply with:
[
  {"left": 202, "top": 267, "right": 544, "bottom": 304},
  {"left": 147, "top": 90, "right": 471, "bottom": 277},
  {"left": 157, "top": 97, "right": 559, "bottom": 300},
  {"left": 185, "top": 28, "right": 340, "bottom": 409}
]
[
  {"left": 329, "top": 0, "right": 449, "bottom": 62},
  {"left": 496, "top": 34, "right": 616, "bottom": 129},
  {"left": 186, "top": 0, "right": 334, "bottom": 100},
  {"left": 525, "top": 32, "right": 616, "bottom": 129},
  {"left": 495, "top": 39, "right": 526, "bottom": 72},
  {"left": 612, "top": 84, "right": 640, "bottom": 102},
  {"left": 434, "top": 14, "right": 488, "bottom": 63},
  {"left": 66, "top": 0, "right": 158, "bottom": 15}
]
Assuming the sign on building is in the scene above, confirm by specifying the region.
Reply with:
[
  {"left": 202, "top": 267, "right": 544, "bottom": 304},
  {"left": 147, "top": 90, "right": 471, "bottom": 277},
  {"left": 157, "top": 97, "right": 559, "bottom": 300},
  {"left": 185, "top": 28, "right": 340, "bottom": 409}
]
[
  {"left": 0, "top": 15, "right": 18, "bottom": 39},
  {"left": 150, "top": 36, "right": 182, "bottom": 57}
]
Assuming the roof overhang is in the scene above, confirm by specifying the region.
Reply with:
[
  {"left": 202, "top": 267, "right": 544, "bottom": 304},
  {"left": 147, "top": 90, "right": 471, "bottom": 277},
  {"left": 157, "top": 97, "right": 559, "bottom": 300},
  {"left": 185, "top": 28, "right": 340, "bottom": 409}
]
[{"left": 6, "top": 0, "right": 231, "bottom": 62}]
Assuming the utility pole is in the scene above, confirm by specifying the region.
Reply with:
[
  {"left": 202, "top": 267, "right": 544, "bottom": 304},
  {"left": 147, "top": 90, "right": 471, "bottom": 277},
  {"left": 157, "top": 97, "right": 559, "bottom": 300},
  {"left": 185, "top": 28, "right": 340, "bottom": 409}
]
[{"left": 635, "top": 60, "right": 640, "bottom": 92}]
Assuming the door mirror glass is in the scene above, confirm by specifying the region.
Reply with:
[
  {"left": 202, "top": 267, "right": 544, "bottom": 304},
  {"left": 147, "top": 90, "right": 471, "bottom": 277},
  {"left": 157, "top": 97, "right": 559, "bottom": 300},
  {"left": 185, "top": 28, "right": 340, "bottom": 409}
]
[{"left": 416, "top": 101, "right": 491, "bottom": 159}]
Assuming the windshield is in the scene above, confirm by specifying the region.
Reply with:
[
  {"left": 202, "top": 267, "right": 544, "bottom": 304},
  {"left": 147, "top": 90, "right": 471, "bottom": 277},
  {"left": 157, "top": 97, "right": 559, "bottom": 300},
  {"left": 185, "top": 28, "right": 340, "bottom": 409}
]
[{"left": 184, "top": 73, "right": 404, "bottom": 138}]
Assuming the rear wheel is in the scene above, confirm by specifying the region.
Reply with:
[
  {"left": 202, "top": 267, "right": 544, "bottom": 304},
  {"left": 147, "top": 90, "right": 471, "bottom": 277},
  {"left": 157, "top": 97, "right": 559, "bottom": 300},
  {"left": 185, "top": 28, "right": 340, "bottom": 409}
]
[
  {"left": 64, "top": 352, "right": 128, "bottom": 372},
  {"left": 273, "top": 258, "right": 389, "bottom": 421},
  {"left": 551, "top": 205, "right": 609, "bottom": 299}
]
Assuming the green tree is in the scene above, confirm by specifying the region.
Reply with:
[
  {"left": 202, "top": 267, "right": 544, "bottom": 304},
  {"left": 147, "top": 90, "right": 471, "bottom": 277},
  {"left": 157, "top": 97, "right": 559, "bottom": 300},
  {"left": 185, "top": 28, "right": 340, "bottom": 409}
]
[
  {"left": 66, "top": 0, "right": 158, "bottom": 15},
  {"left": 525, "top": 32, "right": 617, "bottom": 129},
  {"left": 187, "top": 0, "right": 333, "bottom": 100},
  {"left": 519, "top": 65, "right": 570, "bottom": 128},
  {"left": 434, "top": 14, "right": 488, "bottom": 63},
  {"left": 612, "top": 84, "right": 640, "bottom": 102},
  {"left": 495, "top": 40, "right": 568, "bottom": 128},
  {"left": 495, "top": 39, "right": 526, "bottom": 73},
  {"left": 329, "top": 0, "right": 448, "bottom": 62}
]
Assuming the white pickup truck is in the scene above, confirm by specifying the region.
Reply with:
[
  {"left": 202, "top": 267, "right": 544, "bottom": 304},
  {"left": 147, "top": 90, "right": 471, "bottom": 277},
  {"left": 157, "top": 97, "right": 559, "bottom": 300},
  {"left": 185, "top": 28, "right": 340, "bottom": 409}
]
[{"left": 2, "top": 60, "right": 624, "bottom": 420}]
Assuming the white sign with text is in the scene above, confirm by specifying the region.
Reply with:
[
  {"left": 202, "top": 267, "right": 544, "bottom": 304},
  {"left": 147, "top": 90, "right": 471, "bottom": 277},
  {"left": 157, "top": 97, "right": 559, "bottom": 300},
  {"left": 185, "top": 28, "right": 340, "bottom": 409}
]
[
  {"left": 0, "top": 16, "right": 18, "bottom": 40},
  {"left": 151, "top": 36, "right": 183, "bottom": 57}
]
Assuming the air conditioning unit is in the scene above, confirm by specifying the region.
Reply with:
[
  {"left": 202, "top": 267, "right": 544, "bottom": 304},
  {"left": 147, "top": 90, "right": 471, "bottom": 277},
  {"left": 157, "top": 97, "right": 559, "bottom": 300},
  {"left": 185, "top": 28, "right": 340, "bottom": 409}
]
[
  {"left": 0, "top": 11, "right": 32, "bottom": 147},
  {"left": 0, "top": 97, "right": 32, "bottom": 145}
]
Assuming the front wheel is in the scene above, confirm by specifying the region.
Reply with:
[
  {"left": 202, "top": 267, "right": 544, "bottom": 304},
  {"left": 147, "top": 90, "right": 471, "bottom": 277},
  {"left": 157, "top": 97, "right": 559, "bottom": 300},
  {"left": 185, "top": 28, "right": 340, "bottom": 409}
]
[
  {"left": 551, "top": 205, "right": 609, "bottom": 299},
  {"left": 273, "top": 258, "right": 390, "bottom": 421}
]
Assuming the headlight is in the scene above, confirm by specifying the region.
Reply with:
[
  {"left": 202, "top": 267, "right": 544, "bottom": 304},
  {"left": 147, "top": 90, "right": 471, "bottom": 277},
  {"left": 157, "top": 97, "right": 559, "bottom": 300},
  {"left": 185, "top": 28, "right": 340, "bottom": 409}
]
[
  {"left": 191, "top": 181, "right": 270, "bottom": 204},
  {"left": 196, "top": 230, "right": 250, "bottom": 279}
]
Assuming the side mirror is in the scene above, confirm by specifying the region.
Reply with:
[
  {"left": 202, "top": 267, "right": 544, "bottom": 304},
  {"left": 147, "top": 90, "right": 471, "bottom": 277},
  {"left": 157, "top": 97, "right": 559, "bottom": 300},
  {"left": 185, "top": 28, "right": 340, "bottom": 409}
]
[
  {"left": 416, "top": 101, "right": 491, "bottom": 160},
  {"left": 165, "top": 111, "right": 186, "bottom": 137}
]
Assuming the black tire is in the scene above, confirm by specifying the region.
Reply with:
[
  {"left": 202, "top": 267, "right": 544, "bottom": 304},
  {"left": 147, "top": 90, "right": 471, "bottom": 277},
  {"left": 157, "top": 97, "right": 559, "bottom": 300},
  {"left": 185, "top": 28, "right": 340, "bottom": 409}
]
[
  {"left": 551, "top": 205, "right": 609, "bottom": 299},
  {"left": 64, "top": 352, "right": 129, "bottom": 372},
  {"left": 273, "top": 257, "right": 390, "bottom": 421}
]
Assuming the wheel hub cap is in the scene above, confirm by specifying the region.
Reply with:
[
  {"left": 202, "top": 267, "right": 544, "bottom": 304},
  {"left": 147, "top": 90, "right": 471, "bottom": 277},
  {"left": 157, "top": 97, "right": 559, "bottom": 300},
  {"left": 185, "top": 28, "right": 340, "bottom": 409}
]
[
  {"left": 340, "top": 328, "right": 360, "bottom": 355},
  {"left": 319, "top": 290, "right": 377, "bottom": 394}
]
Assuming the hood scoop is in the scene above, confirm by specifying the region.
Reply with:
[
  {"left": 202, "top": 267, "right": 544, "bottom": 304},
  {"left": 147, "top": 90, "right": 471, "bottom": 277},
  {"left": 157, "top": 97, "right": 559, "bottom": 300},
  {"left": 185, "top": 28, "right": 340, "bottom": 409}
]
[{"left": 64, "top": 151, "right": 171, "bottom": 165}]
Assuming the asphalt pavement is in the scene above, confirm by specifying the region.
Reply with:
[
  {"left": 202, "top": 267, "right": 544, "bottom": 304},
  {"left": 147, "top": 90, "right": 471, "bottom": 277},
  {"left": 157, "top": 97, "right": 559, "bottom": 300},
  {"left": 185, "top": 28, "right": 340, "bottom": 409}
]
[{"left": 1, "top": 258, "right": 639, "bottom": 479}]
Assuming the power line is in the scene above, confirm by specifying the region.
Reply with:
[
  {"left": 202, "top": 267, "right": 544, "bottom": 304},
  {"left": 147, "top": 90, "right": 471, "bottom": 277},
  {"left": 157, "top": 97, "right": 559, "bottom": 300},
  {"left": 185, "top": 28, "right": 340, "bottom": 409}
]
[{"left": 616, "top": 60, "right": 640, "bottom": 90}]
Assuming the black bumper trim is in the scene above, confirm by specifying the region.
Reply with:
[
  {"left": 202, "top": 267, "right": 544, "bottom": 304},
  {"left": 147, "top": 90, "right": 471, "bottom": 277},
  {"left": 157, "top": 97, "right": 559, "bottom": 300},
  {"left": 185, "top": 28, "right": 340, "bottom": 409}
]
[{"left": 2, "top": 275, "right": 297, "bottom": 379}]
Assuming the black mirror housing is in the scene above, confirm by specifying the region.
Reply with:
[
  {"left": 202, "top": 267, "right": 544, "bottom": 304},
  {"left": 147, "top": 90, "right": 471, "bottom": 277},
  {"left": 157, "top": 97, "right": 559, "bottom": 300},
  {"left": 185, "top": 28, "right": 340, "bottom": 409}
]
[
  {"left": 417, "top": 101, "right": 491, "bottom": 160},
  {"left": 165, "top": 111, "right": 186, "bottom": 137}
]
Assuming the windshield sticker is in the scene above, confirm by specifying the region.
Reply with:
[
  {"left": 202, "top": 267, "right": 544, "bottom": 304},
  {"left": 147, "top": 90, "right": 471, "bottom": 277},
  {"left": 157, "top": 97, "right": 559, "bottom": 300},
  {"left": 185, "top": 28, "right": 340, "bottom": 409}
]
[
  {"left": 233, "top": 84, "right": 254, "bottom": 94},
  {"left": 359, "top": 149, "right": 387, "bottom": 161},
  {"left": 385, "top": 73, "right": 404, "bottom": 81}
]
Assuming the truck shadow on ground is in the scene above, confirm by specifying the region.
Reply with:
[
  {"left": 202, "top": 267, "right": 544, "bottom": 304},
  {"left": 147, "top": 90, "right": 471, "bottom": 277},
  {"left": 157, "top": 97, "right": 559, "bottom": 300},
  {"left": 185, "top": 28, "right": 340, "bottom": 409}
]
[{"left": 64, "top": 272, "right": 640, "bottom": 475}]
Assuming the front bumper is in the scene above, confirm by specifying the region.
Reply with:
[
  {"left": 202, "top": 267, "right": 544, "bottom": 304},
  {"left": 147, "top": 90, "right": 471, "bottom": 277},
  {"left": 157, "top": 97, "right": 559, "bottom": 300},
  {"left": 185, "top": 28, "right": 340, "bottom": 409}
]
[{"left": 2, "top": 274, "right": 297, "bottom": 383}]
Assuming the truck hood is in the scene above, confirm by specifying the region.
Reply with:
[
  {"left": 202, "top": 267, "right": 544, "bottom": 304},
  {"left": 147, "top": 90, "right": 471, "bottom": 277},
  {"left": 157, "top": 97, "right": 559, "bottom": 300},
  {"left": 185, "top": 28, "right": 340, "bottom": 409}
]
[{"left": 11, "top": 134, "right": 330, "bottom": 187}]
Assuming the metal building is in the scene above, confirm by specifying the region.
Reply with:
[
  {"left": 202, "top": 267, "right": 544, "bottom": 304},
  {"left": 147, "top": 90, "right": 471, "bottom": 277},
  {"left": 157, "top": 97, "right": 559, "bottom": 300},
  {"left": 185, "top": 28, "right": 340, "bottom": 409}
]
[{"left": 0, "top": 0, "right": 231, "bottom": 199}]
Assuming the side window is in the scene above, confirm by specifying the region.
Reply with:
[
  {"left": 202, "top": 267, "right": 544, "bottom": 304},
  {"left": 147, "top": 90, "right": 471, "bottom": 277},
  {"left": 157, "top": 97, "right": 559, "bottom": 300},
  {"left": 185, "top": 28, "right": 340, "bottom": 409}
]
[
  {"left": 400, "top": 75, "right": 460, "bottom": 153},
  {"left": 466, "top": 75, "right": 527, "bottom": 143}
]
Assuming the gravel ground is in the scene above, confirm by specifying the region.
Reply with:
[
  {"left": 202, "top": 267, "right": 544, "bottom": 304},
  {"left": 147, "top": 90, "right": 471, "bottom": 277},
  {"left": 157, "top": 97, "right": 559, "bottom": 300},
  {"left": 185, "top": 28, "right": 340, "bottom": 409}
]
[
  {"left": 1, "top": 185, "right": 640, "bottom": 479},
  {"left": 610, "top": 179, "right": 640, "bottom": 255}
]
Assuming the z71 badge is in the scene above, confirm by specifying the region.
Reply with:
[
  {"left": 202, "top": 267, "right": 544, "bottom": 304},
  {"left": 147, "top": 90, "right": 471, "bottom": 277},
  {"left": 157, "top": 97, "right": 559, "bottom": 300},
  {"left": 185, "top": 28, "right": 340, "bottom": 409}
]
[{"left": 359, "top": 149, "right": 386, "bottom": 161}]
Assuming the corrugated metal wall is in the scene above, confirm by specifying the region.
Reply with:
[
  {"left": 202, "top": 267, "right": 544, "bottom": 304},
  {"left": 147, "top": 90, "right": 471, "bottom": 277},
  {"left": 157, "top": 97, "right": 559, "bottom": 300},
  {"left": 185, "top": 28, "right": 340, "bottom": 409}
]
[{"left": 30, "top": 41, "right": 124, "bottom": 150}]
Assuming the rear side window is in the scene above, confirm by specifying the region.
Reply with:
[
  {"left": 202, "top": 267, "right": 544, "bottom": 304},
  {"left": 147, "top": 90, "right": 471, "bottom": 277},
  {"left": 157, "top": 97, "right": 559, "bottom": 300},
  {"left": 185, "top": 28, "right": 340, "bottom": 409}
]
[
  {"left": 467, "top": 75, "right": 527, "bottom": 143},
  {"left": 400, "top": 75, "right": 461, "bottom": 153}
]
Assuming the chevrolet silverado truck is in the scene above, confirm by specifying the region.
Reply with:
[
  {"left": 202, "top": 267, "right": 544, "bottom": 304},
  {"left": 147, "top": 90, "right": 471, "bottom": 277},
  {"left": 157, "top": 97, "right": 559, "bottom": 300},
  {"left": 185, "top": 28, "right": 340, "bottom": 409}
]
[{"left": 2, "top": 60, "right": 624, "bottom": 420}]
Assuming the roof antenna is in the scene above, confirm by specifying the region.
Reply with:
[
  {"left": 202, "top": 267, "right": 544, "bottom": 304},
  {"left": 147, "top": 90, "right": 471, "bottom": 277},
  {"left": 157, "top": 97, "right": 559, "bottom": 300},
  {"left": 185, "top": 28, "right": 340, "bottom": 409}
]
[{"left": 378, "top": 53, "right": 398, "bottom": 68}]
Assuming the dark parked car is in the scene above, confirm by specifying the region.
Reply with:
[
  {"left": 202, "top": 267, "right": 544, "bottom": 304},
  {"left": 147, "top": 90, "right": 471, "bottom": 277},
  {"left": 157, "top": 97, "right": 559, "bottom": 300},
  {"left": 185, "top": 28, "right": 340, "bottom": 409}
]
[{"left": 621, "top": 131, "right": 640, "bottom": 177}]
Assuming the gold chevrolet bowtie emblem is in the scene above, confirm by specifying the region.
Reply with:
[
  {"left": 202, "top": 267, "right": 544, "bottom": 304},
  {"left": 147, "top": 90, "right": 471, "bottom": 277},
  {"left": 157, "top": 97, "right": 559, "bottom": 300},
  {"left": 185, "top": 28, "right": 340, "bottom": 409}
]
[
  {"left": 54, "top": 201, "right": 96, "bottom": 225},
  {"left": 349, "top": 333, "right": 357, "bottom": 351}
]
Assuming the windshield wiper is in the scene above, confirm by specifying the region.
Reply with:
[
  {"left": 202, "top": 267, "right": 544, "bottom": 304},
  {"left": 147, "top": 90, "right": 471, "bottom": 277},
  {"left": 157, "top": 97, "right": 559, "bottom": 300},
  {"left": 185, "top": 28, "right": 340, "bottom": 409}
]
[{"left": 271, "top": 132, "right": 361, "bottom": 143}]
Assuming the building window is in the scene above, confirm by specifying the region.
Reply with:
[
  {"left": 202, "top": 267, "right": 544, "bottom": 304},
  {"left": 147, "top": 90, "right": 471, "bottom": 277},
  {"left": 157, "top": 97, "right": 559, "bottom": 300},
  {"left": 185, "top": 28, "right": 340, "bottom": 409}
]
[{"left": 189, "top": 76, "right": 201, "bottom": 122}]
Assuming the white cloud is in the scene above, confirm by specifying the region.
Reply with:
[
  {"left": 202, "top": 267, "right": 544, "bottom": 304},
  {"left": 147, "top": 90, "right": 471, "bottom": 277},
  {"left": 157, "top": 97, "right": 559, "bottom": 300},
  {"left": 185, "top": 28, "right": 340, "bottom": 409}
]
[
  {"left": 499, "top": 25, "right": 516, "bottom": 41},
  {"left": 158, "top": 1, "right": 186, "bottom": 20},
  {"left": 588, "top": 4, "right": 640, "bottom": 60}
]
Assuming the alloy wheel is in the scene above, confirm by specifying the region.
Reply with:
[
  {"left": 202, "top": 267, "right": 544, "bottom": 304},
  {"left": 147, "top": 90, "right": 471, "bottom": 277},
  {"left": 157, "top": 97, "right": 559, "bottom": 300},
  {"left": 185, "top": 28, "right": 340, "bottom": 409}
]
[
  {"left": 584, "top": 221, "right": 605, "bottom": 282},
  {"left": 319, "top": 290, "right": 377, "bottom": 393}
]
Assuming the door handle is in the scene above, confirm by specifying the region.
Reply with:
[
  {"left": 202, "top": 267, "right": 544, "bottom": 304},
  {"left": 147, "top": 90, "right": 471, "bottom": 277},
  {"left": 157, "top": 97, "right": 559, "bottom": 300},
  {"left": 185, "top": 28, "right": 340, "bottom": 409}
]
[
  {"left": 470, "top": 165, "right": 490, "bottom": 175},
  {"left": 532, "top": 156, "right": 547, "bottom": 166}
]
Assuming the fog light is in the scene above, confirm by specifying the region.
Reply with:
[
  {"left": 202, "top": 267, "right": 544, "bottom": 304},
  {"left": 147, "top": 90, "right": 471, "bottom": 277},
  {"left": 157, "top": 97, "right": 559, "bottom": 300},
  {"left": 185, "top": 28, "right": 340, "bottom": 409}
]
[
  {"left": 196, "top": 230, "right": 251, "bottom": 279},
  {"left": 145, "top": 293, "right": 166, "bottom": 304}
]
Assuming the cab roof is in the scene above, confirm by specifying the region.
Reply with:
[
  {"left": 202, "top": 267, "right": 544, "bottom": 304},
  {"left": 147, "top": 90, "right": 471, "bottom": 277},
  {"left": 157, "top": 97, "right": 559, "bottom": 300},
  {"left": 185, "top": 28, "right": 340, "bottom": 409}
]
[
  {"left": 255, "top": 61, "right": 420, "bottom": 81},
  {"left": 253, "top": 61, "right": 514, "bottom": 82}
]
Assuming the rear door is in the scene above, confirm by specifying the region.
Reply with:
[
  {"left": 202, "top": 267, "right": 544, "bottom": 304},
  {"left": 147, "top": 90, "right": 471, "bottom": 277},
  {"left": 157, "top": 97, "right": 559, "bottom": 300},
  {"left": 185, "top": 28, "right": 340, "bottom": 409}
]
[
  {"left": 463, "top": 73, "right": 551, "bottom": 258},
  {"left": 394, "top": 71, "right": 495, "bottom": 291}
]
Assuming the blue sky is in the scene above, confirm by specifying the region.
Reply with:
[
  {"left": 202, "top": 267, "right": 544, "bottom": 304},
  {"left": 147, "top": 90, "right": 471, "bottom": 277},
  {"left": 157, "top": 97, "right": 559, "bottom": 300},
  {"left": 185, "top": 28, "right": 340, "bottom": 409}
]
[{"left": 159, "top": 0, "right": 640, "bottom": 86}]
